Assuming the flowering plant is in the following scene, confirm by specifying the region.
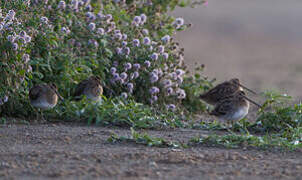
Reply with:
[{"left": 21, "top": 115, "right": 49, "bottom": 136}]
[{"left": 0, "top": 0, "right": 209, "bottom": 117}]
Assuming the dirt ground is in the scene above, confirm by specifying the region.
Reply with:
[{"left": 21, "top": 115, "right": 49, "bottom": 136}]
[
  {"left": 0, "top": 123, "right": 301, "bottom": 180},
  {"left": 1, "top": 1, "right": 302, "bottom": 179}
]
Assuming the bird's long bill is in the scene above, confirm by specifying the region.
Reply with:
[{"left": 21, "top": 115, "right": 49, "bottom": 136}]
[
  {"left": 238, "top": 84, "right": 257, "bottom": 95},
  {"left": 241, "top": 95, "right": 262, "bottom": 108},
  {"left": 54, "top": 89, "right": 64, "bottom": 101}
]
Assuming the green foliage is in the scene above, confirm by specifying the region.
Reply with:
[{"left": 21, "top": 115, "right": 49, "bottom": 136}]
[
  {"left": 54, "top": 97, "right": 184, "bottom": 128},
  {"left": 190, "top": 133, "right": 301, "bottom": 150},
  {"left": 256, "top": 92, "right": 301, "bottom": 132},
  {"left": 181, "top": 64, "right": 214, "bottom": 114},
  {"left": 108, "top": 127, "right": 185, "bottom": 148}
]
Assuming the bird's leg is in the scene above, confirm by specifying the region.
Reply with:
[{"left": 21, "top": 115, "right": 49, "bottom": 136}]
[
  {"left": 37, "top": 109, "right": 46, "bottom": 122},
  {"left": 243, "top": 121, "right": 250, "bottom": 135},
  {"left": 35, "top": 108, "right": 40, "bottom": 121},
  {"left": 227, "top": 121, "right": 235, "bottom": 134}
]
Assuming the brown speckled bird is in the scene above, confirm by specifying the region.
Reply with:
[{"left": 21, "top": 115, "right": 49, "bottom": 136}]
[
  {"left": 199, "top": 78, "right": 256, "bottom": 105},
  {"left": 209, "top": 91, "right": 261, "bottom": 127},
  {"left": 29, "top": 83, "right": 62, "bottom": 110},
  {"left": 73, "top": 76, "right": 103, "bottom": 101}
]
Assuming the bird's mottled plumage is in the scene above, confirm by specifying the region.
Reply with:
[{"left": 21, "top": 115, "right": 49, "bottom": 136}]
[
  {"left": 200, "top": 78, "right": 243, "bottom": 105},
  {"left": 29, "top": 83, "right": 59, "bottom": 109},
  {"left": 73, "top": 76, "right": 103, "bottom": 101},
  {"left": 209, "top": 91, "right": 250, "bottom": 124}
]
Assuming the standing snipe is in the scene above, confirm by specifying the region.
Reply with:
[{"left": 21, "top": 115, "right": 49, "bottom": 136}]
[
  {"left": 200, "top": 78, "right": 257, "bottom": 105},
  {"left": 73, "top": 76, "right": 103, "bottom": 101}
]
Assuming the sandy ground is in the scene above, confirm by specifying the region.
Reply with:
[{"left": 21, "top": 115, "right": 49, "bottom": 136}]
[{"left": 0, "top": 123, "right": 301, "bottom": 180}]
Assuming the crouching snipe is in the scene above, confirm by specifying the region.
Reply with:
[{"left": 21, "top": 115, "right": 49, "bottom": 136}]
[
  {"left": 73, "top": 76, "right": 103, "bottom": 102},
  {"left": 29, "top": 83, "right": 63, "bottom": 120}
]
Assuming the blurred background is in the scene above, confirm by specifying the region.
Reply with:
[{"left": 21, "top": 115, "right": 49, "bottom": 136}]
[{"left": 173, "top": 0, "right": 302, "bottom": 99}]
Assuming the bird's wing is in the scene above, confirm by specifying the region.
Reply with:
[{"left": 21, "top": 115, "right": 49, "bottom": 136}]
[
  {"left": 210, "top": 99, "right": 233, "bottom": 116},
  {"left": 200, "top": 82, "right": 233, "bottom": 99}
]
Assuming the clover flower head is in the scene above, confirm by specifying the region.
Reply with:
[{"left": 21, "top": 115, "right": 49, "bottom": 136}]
[
  {"left": 142, "top": 29, "right": 149, "bottom": 35},
  {"left": 8, "top": 10, "right": 16, "bottom": 17},
  {"left": 110, "top": 67, "right": 117, "bottom": 74},
  {"left": 58, "top": 1, "right": 66, "bottom": 9},
  {"left": 176, "top": 69, "right": 185, "bottom": 76},
  {"left": 123, "top": 47, "right": 130, "bottom": 55},
  {"left": 12, "top": 43, "right": 18, "bottom": 51},
  {"left": 175, "top": 17, "right": 184, "bottom": 26},
  {"left": 144, "top": 60, "right": 151, "bottom": 68},
  {"left": 120, "top": 72, "right": 128, "bottom": 80},
  {"left": 150, "top": 72, "right": 159, "bottom": 83},
  {"left": 89, "top": 14, "right": 96, "bottom": 21},
  {"left": 97, "top": 28, "right": 105, "bottom": 35},
  {"left": 133, "top": 16, "right": 141, "bottom": 24},
  {"left": 113, "top": 73, "right": 120, "bottom": 81},
  {"left": 25, "top": 35, "right": 31, "bottom": 43},
  {"left": 40, "top": 16, "right": 49, "bottom": 24},
  {"left": 122, "top": 34, "right": 128, "bottom": 40},
  {"left": 78, "top": 1, "right": 84, "bottom": 6},
  {"left": 133, "top": 63, "right": 141, "bottom": 70},
  {"left": 106, "top": 14, "right": 113, "bottom": 21},
  {"left": 170, "top": 72, "right": 178, "bottom": 80},
  {"left": 3, "top": 96, "right": 8, "bottom": 103},
  {"left": 122, "top": 41, "right": 128, "bottom": 47},
  {"left": 7, "top": 35, "right": 15, "bottom": 43},
  {"left": 166, "top": 104, "right": 176, "bottom": 111},
  {"left": 124, "top": 62, "right": 132, "bottom": 70},
  {"left": 161, "top": 35, "right": 171, "bottom": 43},
  {"left": 22, "top": 54, "right": 30, "bottom": 63},
  {"left": 88, "top": 22, "right": 96, "bottom": 31},
  {"left": 115, "top": 33, "right": 123, "bottom": 40},
  {"left": 166, "top": 87, "right": 174, "bottom": 95},
  {"left": 158, "top": 45, "right": 165, "bottom": 53},
  {"left": 150, "top": 53, "right": 159, "bottom": 61},
  {"left": 162, "top": 79, "right": 172, "bottom": 88},
  {"left": 162, "top": 53, "right": 169, "bottom": 60},
  {"left": 121, "top": 92, "right": 128, "bottom": 99},
  {"left": 176, "top": 88, "right": 186, "bottom": 99},
  {"left": 140, "top": 14, "right": 147, "bottom": 24},
  {"left": 149, "top": 86, "right": 160, "bottom": 94},
  {"left": 133, "top": 39, "right": 140, "bottom": 47},
  {"left": 116, "top": 47, "right": 123, "bottom": 55},
  {"left": 85, "top": 5, "right": 92, "bottom": 11},
  {"left": 143, "top": 37, "right": 151, "bottom": 45},
  {"left": 127, "top": 83, "right": 134, "bottom": 90},
  {"left": 86, "top": 12, "right": 93, "bottom": 18},
  {"left": 133, "top": 71, "right": 139, "bottom": 79},
  {"left": 6, "top": 10, "right": 15, "bottom": 21}
]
